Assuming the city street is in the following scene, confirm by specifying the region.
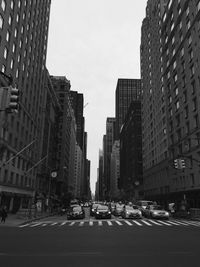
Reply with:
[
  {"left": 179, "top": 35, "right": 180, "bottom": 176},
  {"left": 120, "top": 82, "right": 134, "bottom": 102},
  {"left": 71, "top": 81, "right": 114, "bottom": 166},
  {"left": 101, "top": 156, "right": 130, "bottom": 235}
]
[{"left": 0, "top": 213, "right": 200, "bottom": 267}]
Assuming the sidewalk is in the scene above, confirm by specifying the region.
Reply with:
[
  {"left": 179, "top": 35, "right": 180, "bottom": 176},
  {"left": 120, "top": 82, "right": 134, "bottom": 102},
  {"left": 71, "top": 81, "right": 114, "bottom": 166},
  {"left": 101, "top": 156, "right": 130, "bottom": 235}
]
[{"left": 0, "top": 212, "right": 57, "bottom": 227}]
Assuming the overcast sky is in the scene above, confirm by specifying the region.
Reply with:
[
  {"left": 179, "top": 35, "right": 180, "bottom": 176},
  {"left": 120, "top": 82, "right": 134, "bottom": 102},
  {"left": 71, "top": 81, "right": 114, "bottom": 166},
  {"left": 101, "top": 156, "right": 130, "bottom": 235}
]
[{"left": 46, "top": 0, "right": 148, "bottom": 194}]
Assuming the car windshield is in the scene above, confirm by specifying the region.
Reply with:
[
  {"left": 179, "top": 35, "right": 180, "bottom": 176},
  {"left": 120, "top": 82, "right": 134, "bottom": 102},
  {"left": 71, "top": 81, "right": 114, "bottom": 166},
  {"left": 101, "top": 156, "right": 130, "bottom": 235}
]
[
  {"left": 125, "top": 206, "right": 134, "bottom": 211},
  {"left": 92, "top": 204, "right": 99, "bottom": 209},
  {"left": 141, "top": 201, "right": 154, "bottom": 206},
  {"left": 132, "top": 205, "right": 139, "bottom": 210},
  {"left": 73, "top": 206, "right": 82, "bottom": 212},
  {"left": 97, "top": 205, "right": 108, "bottom": 211},
  {"left": 151, "top": 205, "right": 163, "bottom": 210}
]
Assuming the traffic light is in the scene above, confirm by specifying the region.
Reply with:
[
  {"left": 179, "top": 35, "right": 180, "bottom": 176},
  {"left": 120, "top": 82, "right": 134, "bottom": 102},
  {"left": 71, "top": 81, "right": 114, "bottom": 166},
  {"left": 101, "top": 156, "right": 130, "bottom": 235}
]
[
  {"left": 174, "top": 159, "right": 178, "bottom": 169},
  {"left": 180, "top": 159, "right": 186, "bottom": 168},
  {"left": 6, "top": 86, "right": 20, "bottom": 113}
]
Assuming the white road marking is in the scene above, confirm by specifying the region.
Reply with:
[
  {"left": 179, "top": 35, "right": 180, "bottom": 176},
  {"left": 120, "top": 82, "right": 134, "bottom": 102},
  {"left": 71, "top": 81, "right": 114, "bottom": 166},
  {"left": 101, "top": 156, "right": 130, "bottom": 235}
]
[
  {"left": 167, "top": 220, "right": 180, "bottom": 226},
  {"left": 124, "top": 220, "right": 133, "bottom": 226},
  {"left": 115, "top": 220, "right": 123, "bottom": 226},
  {"left": 89, "top": 221, "right": 93, "bottom": 226},
  {"left": 157, "top": 220, "right": 172, "bottom": 226},
  {"left": 51, "top": 222, "right": 58, "bottom": 226},
  {"left": 181, "top": 220, "right": 200, "bottom": 227},
  {"left": 147, "top": 219, "right": 163, "bottom": 226},
  {"left": 60, "top": 221, "right": 68, "bottom": 226},
  {"left": 107, "top": 221, "right": 113, "bottom": 226},
  {"left": 141, "top": 220, "right": 152, "bottom": 226},
  {"left": 29, "top": 223, "right": 43, "bottom": 227},
  {"left": 69, "top": 222, "right": 75, "bottom": 226},
  {"left": 172, "top": 220, "right": 189, "bottom": 226},
  {"left": 19, "top": 223, "right": 31, "bottom": 228},
  {"left": 132, "top": 220, "right": 142, "bottom": 226},
  {"left": 79, "top": 221, "right": 84, "bottom": 226},
  {"left": 98, "top": 221, "right": 103, "bottom": 226}
]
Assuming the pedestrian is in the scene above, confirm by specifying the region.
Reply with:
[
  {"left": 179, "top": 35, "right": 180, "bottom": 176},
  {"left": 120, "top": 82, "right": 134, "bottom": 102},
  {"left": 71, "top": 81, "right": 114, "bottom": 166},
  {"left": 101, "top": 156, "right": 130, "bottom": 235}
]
[{"left": 1, "top": 206, "right": 8, "bottom": 223}]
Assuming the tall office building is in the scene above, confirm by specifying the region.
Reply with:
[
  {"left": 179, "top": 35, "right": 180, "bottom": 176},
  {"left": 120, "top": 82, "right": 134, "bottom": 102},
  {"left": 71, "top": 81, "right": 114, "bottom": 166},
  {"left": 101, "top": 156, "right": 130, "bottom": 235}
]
[
  {"left": 115, "top": 78, "right": 141, "bottom": 139},
  {"left": 103, "top": 117, "right": 116, "bottom": 200},
  {"left": 141, "top": 0, "right": 200, "bottom": 207},
  {"left": 162, "top": 0, "right": 200, "bottom": 207},
  {"left": 141, "top": 0, "right": 168, "bottom": 204},
  {"left": 0, "top": 0, "right": 51, "bottom": 211},
  {"left": 119, "top": 101, "right": 143, "bottom": 200},
  {"left": 69, "top": 91, "right": 84, "bottom": 150}
]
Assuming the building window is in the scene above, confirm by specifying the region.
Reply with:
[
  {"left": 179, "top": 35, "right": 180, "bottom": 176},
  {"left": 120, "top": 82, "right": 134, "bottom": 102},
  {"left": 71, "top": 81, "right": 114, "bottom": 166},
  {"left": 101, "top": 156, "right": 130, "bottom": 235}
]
[
  {"left": 1, "top": 0, "right": 6, "bottom": 11},
  {"left": 190, "top": 65, "right": 195, "bottom": 77},
  {"left": 0, "top": 14, "right": 3, "bottom": 29},
  {"left": 10, "top": 59, "right": 14, "bottom": 69},
  {"left": 4, "top": 47, "right": 8, "bottom": 59},
  {"left": 8, "top": 15, "right": 12, "bottom": 25},
  {"left": 14, "top": 28, "right": 18, "bottom": 38},
  {"left": 175, "top": 101, "right": 180, "bottom": 110},
  {"left": 12, "top": 43, "right": 16, "bottom": 53},
  {"left": 192, "top": 98, "right": 197, "bottom": 111},
  {"left": 6, "top": 31, "right": 10, "bottom": 42},
  {"left": 11, "top": 0, "right": 14, "bottom": 9}
]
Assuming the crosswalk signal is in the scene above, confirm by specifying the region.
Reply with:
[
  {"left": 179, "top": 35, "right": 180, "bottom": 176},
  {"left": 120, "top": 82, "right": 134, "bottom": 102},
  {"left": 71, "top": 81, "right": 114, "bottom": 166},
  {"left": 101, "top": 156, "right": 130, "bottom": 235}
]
[{"left": 6, "top": 86, "right": 20, "bottom": 113}]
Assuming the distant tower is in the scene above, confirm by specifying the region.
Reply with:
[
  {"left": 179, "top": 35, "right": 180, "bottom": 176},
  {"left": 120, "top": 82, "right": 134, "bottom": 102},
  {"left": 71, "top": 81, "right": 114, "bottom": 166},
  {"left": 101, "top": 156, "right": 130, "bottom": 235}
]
[{"left": 115, "top": 79, "right": 141, "bottom": 139}]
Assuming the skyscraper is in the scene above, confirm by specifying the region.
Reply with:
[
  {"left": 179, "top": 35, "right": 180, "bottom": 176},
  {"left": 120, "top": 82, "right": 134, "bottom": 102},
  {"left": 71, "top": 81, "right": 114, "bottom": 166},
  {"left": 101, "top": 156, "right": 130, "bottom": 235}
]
[
  {"left": 0, "top": 0, "right": 51, "bottom": 212},
  {"left": 115, "top": 78, "right": 141, "bottom": 139},
  {"left": 141, "top": 0, "right": 200, "bottom": 207}
]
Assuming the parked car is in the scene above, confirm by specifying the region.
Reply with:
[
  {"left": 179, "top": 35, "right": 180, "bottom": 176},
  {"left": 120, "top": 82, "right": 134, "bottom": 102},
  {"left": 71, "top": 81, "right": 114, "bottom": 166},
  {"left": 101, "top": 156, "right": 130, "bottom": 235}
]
[
  {"left": 113, "top": 203, "right": 124, "bottom": 216},
  {"left": 121, "top": 205, "right": 142, "bottom": 219},
  {"left": 136, "top": 200, "right": 155, "bottom": 215},
  {"left": 67, "top": 205, "right": 85, "bottom": 220},
  {"left": 95, "top": 205, "right": 112, "bottom": 219},
  {"left": 90, "top": 203, "right": 99, "bottom": 216},
  {"left": 144, "top": 205, "right": 169, "bottom": 220}
]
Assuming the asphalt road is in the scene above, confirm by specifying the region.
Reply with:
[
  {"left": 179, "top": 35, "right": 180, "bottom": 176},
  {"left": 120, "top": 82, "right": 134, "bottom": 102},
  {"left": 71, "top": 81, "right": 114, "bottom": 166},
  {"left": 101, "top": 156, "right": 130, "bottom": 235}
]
[{"left": 0, "top": 215, "right": 200, "bottom": 267}]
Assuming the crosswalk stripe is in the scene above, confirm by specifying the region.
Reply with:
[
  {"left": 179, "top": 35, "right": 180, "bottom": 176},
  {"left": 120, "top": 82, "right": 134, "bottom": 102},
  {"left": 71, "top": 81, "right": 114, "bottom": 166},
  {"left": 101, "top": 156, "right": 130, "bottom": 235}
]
[
  {"left": 89, "top": 221, "right": 93, "bottom": 226},
  {"left": 132, "top": 220, "right": 142, "bottom": 226},
  {"left": 98, "top": 221, "right": 103, "bottom": 226},
  {"left": 148, "top": 219, "right": 163, "bottom": 226},
  {"left": 115, "top": 220, "right": 123, "bottom": 226},
  {"left": 79, "top": 221, "right": 84, "bottom": 226},
  {"left": 141, "top": 220, "right": 152, "bottom": 226},
  {"left": 51, "top": 222, "right": 58, "bottom": 226},
  {"left": 107, "top": 221, "right": 113, "bottom": 226},
  {"left": 157, "top": 220, "right": 172, "bottom": 226},
  {"left": 30, "top": 223, "right": 43, "bottom": 227},
  {"left": 69, "top": 222, "right": 75, "bottom": 226},
  {"left": 124, "top": 220, "right": 133, "bottom": 226},
  {"left": 181, "top": 220, "right": 200, "bottom": 227},
  {"left": 41, "top": 224, "right": 47, "bottom": 227},
  {"left": 19, "top": 223, "right": 31, "bottom": 228},
  {"left": 60, "top": 221, "right": 68, "bottom": 226},
  {"left": 172, "top": 220, "right": 189, "bottom": 226},
  {"left": 167, "top": 220, "right": 180, "bottom": 226}
]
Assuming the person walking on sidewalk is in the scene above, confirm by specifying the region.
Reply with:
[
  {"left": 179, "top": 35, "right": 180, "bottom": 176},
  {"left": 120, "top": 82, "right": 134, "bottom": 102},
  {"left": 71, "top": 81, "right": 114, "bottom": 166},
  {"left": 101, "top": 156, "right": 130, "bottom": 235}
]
[{"left": 0, "top": 206, "right": 8, "bottom": 223}]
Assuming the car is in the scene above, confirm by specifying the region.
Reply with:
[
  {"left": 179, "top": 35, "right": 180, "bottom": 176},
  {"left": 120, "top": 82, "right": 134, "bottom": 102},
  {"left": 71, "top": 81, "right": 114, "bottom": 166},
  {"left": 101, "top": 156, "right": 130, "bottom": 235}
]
[
  {"left": 90, "top": 203, "right": 99, "bottom": 216},
  {"left": 121, "top": 205, "right": 142, "bottom": 219},
  {"left": 113, "top": 203, "right": 124, "bottom": 216},
  {"left": 144, "top": 205, "right": 169, "bottom": 220},
  {"left": 67, "top": 205, "right": 85, "bottom": 220},
  {"left": 95, "top": 205, "right": 112, "bottom": 219},
  {"left": 135, "top": 200, "right": 155, "bottom": 215}
]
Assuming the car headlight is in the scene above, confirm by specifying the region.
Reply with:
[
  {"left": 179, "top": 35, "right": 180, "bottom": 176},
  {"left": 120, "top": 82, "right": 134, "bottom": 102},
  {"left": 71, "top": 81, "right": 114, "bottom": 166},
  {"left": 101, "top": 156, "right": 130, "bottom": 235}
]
[
  {"left": 165, "top": 212, "right": 169, "bottom": 216},
  {"left": 138, "top": 211, "right": 142, "bottom": 215},
  {"left": 96, "top": 212, "right": 99, "bottom": 214},
  {"left": 108, "top": 211, "right": 111, "bottom": 214},
  {"left": 126, "top": 212, "right": 129, "bottom": 215}
]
